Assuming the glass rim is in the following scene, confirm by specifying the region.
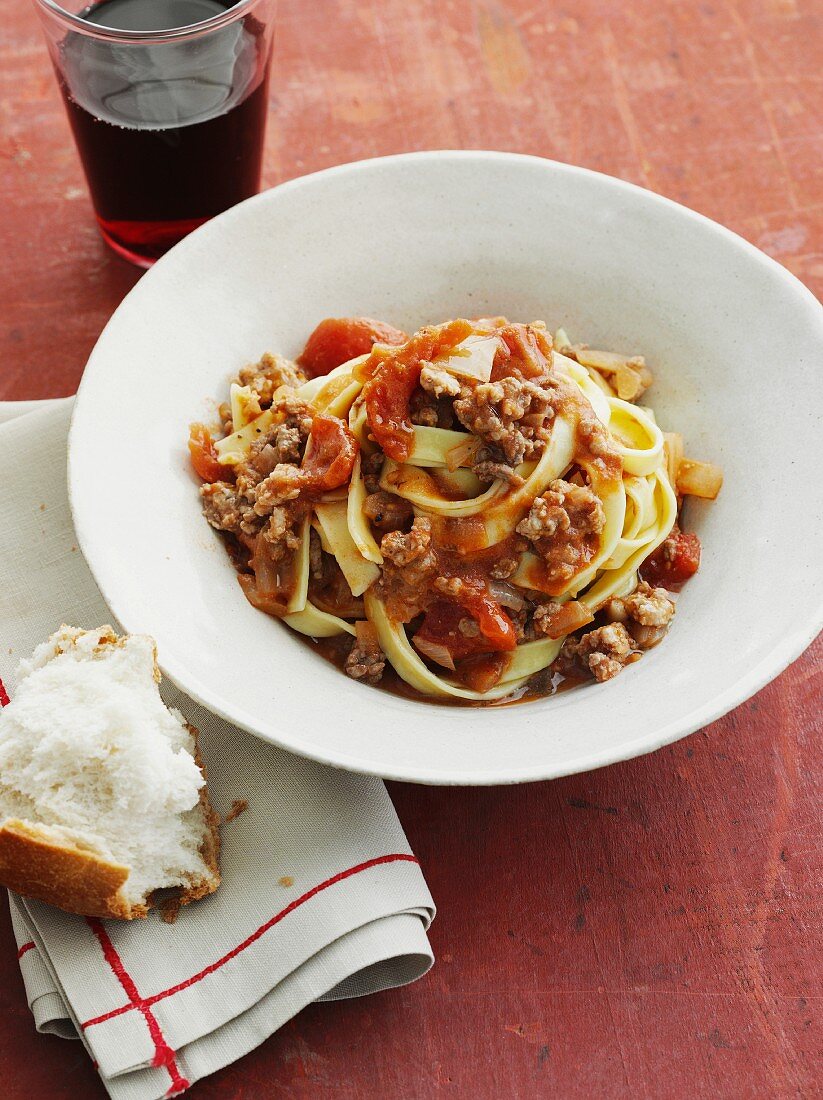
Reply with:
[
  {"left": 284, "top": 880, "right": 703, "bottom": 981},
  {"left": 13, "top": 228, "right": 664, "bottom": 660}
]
[{"left": 31, "top": 0, "right": 264, "bottom": 43}]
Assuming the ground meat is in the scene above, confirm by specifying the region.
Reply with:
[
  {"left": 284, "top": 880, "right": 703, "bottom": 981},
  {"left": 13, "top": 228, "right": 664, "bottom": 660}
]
[
  {"left": 458, "top": 617, "right": 480, "bottom": 638},
  {"left": 232, "top": 396, "right": 314, "bottom": 499},
  {"left": 517, "top": 480, "right": 603, "bottom": 541},
  {"left": 489, "top": 556, "right": 519, "bottom": 579},
  {"left": 419, "top": 363, "right": 461, "bottom": 398},
  {"left": 362, "top": 491, "right": 413, "bottom": 532},
  {"left": 508, "top": 606, "right": 530, "bottom": 642},
  {"left": 454, "top": 374, "right": 557, "bottom": 465},
  {"left": 410, "top": 401, "right": 438, "bottom": 427},
  {"left": 376, "top": 516, "right": 438, "bottom": 622},
  {"left": 532, "top": 601, "right": 565, "bottom": 638},
  {"left": 345, "top": 623, "right": 386, "bottom": 685},
  {"left": 218, "top": 401, "right": 234, "bottom": 434},
  {"left": 516, "top": 479, "right": 606, "bottom": 585},
  {"left": 253, "top": 464, "right": 303, "bottom": 512},
  {"left": 200, "top": 482, "right": 260, "bottom": 536},
  {"left": 260, "top": 424, "right": 304, "bottom": 467},
  {"left": 603, "top": 581, "right": 675, "bottom": 650},
  {"left": 578, "top": 412, "right": 615, "bottom": 461},
  {"left": 361, "top": 451, "right": 385, "bottom": 494},
  {"left": 473, "top": 460, "right": 524, "bottom": 487},
  {"left": 234, "top": 426, "right": 304, "bottom": 493},
  {"left": 270, "top": 392, "right": 314, "bottom": 434},
  {"left": 260, "top": 505, "right": 302, "bottom": 559},
  {"left": 562, "top": 622, "right": 638, "bottom": 682},
  {"left": 433, "top": 576, "right": 467, "bottom": 599},
  {"left": 606, "top": 581, "right": 675, "bottom": 627},
  {"left": 410, "top": 388, "right": 455, "bottom": 429},
  {"left": 381, "top": 516, "right": 434, "bottom": 567},
  {"left": 344, "top": 641, "right": 386, "bottom": 685},
  {"left": 237, "top": 353, "right": 307, "bottom": 407}
]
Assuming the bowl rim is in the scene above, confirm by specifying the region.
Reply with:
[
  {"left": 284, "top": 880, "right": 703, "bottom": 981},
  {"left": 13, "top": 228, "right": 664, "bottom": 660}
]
[{"left": 68, "top": 150, "right": 823, "bottom": 785}]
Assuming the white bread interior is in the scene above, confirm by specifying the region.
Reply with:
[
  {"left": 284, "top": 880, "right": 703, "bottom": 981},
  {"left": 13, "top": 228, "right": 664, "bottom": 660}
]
[{"left": 0, "top": 626, "right": 220, "bottom": 919}]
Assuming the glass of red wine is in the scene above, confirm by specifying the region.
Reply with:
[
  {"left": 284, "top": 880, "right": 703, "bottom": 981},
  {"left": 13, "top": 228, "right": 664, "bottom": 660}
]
[{"left": 32, "top": 0, "right": 275, "bottom": 266}]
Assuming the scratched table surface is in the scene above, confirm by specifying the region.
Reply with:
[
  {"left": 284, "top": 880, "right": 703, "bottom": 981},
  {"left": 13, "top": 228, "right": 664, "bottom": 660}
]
[{"left": 1, "top": 0, "right": 821, "bottom": 1096}]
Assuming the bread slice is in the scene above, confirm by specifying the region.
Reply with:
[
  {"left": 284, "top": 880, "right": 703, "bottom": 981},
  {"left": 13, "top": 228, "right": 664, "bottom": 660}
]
[{"left": 0, "top": 626, "right": 220, "bottom": 920}]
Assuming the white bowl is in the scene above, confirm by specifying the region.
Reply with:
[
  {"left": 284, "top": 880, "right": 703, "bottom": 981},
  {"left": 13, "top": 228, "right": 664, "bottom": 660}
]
[{"left": 69, "top": 152, "right": 823, "bottom": 784}]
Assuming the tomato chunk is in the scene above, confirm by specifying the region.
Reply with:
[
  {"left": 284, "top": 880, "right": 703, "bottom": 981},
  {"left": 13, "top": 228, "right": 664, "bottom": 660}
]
[
  {"left": 459, "top": 580, "right": 518, "bottom": 651},
  {"left": 415, "top": 600, "right": 492, "bottom": 662},
  {"left": 362, "top": 357, "right": 422, "bottom": 463},
  {"left": 414, "top": 582, "right": 517, "bottom": 664},
  {"left": 493, "top": 323, "right": 553, "bottom": 381},
  {"left": 188, "top": 423, "right": 224, "bottom": 482},
  {"left": 640, "top": 525, "right": 701, "bottom": 589},
  {"left": 297, "top": 317, "right": 408, "bottom": 379},
  {"left": 362, "top": 319, "right": 473, "bottom": 463},
  {"left": 301, "top": 414, "right": 359, "bottom": 491}
]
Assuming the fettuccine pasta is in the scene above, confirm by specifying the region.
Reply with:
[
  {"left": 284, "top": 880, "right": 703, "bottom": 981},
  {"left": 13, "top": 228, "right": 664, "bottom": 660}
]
[{"left": 189, "top": 317, "right": 721, "bottom": 703}]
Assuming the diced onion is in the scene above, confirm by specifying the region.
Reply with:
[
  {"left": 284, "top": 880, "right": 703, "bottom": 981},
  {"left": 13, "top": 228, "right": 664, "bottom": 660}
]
[
  {"left": 445, "top": 436, "right": 481, "bottom": 472},
  {"left": 488, "top": 580, "right": 527, "bottom": 611},
  {"left": 539, "top": 600, "right": 594, "bottom": 640},
  {"left": 436, "top": 335, "right": 499, "bottom": 382},
  {"left": 585, "top": 365, "right": 615, "bottom": 396},
  {"left": 664, "top": 432, "right": 683, "bottom": 489},
  {"left": 250, "top": 539, "right": 280, "bottom": 596},
  {"left": 572, "top": 347, "right": 635, "bottom": 373},
  {"left": 318, "top": 487, "right": 349, "bottom": 502},
  {"left": 253, "top": 444, "right": 280, "bottom": 476},
  {"left": 412, "top": 635, "right": 457, "bottom": 671},
  {"left": 676, "top": 458, "right": 723, "bottom": 500},
  {"left": 238, "top": 572, "right": 286, "bottom": 616},
  {"left": 615, "top": 363, "right": 643, "bottom": 401}
]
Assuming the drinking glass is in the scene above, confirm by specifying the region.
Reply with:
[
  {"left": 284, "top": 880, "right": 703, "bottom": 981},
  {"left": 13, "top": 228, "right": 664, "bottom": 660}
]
[{"left": 32, "top": 0, "right": 276, "bottom": 266}]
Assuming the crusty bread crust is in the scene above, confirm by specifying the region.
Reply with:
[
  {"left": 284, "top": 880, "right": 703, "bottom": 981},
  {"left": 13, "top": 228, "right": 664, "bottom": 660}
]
[
  {"left": 0, "top": 630, "right": 222, "bottom": 921},
  {"left": 0, "top": 818, "right": 137, "bottom": 919},
  {"left": 0, "top": 724, "right": 222, "bottom": 921},
  {"left": 155, "top": 723, "right": 222, "bottom": 917}
]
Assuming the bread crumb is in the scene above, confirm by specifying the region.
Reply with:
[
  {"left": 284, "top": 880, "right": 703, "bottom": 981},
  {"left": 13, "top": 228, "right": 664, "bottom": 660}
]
[
  {"left": 224, "top": 799, "right": 248, "bottom": 823},
  {"left": 39, "top": 503, "right": 46, "bottom": 512},
  {"left": 278, "top": 876, "right": 294, "bottom": 888}
]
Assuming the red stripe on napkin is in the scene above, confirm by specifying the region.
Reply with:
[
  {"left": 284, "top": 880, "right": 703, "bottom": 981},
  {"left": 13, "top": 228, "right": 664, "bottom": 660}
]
[
  {"left": 86, "top": 918, "right": 190, "bottom": 1094},
  {"left": 0, "top": 678, "right": 9, "bottom": 707},
  {"left": 17, "top": 941, "right": 35, "bottom": 959},
  {"left": 82, "top": 852, "right": 419, "bottom": 1030}
]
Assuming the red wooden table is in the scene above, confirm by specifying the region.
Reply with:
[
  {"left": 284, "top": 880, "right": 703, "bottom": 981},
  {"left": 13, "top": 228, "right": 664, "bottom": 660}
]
[{"left": 1, "top": 1, "right": 821, "bottom": 1096}]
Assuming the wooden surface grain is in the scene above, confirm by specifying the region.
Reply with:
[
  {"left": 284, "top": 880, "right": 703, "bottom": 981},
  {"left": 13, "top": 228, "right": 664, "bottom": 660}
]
[{"left": 1, "top": 0, "right": 821, "bottom": 1096}]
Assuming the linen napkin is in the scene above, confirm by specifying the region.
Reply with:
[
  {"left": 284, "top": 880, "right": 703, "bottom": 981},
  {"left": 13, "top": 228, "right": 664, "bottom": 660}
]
[{"left": 0, "top": 398, "right": 435, "bottom": 1100}]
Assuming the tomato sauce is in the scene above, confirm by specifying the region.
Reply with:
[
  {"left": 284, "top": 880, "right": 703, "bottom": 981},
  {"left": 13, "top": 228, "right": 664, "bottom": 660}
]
[
  {"left": 300, "top": 415, "right": 358, "bottom": 491},
  {"left": 361, "top": 319, "right": 473, "bottom": 462},
  {"left": 188, "top": 423, "right": 224, "bottom": 482},
  {"left": 291, "top": 629, "right": 585, "bottom": 707}
]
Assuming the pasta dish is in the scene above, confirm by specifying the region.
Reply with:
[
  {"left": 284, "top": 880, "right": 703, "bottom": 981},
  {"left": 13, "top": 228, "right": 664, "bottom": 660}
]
[{"left": 189, "top": 317, "right": 722, "bottom": 703}]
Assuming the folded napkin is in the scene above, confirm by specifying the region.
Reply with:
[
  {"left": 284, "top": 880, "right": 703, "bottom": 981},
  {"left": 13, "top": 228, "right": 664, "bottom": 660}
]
[{"left": 0, "top": 399, "right": 435, "bottom": 1100}]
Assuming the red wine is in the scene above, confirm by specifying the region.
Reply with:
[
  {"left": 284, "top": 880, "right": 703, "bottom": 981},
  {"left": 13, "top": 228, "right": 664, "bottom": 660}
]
[{"left": 57, "top": 0, "right": 271, "bottom": 264}]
